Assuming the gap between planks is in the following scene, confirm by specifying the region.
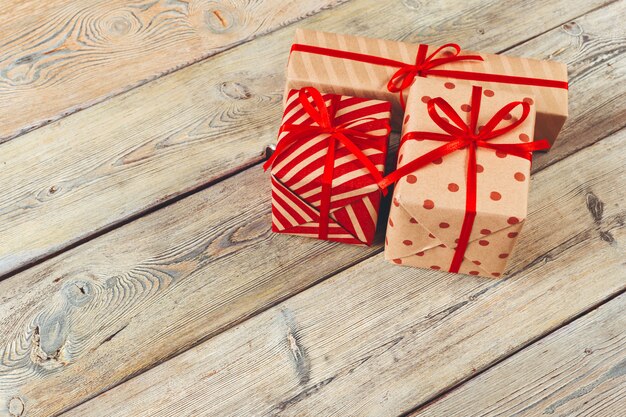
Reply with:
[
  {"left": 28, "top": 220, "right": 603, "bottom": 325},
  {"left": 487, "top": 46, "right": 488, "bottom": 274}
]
[
  {"left": 407, "top": 293, "right": 626, "bottom": 417},
  {"left": 0, "top": 0, "right": 351, "bottom": 144},
  {"left": 401, "top": 286, "right": 626, "bottom": 417}
]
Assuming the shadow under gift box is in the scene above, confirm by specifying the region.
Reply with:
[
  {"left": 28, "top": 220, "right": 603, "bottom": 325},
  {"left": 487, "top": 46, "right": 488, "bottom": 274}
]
[
  {"left": 384, "top": 78, "right": 539, "bottom": 278},
  {"left": 286, "top": 28, "right": 567, "bottom": 148},
  {"left": 268, "top": 88, "right": 391, "bottom": 245}
]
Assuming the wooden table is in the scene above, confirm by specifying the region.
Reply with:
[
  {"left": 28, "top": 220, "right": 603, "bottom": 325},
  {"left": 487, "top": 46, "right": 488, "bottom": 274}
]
[{"left": 0, "top": 1, "right": 624, "bottom": 416}]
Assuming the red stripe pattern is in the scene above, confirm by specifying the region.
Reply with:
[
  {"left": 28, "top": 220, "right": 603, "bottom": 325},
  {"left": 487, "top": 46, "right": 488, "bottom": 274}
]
[{"left": 270, "top": 90, "right": 391, "bottom": 245}]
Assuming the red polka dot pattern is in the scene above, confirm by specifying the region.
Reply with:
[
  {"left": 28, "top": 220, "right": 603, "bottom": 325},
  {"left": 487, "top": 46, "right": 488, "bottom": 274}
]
[
  {"left": 514, "top": 172, "right": 526, "bottom": 182},
  {"left": 492, "top": 272, "right": 501, "bottom": 277},
  {"left": 404, "top": 114, "right": 410, "bottom": 124},
  {"left": 490, "top": 191, "right": 502, "bottom": 201},
  {"left": 479, "top": 240, "right": 489, "bottom": 246},
  {"left": 439, "top": 222, "right": 450, "bottom": 229},
  {"left": 460, "top": 104, "right": 471, "bottom": 112},
  {"left": 403, "top": 240, "right": 413, "bottom": 246},
  {"left": 484, "top": 89, "right": 494, "bottom": 97},
  {"left": 448, "top": 183, "right": 459, "bottom": 192},
  {"left": 433, "top": 158, "right": 443, "bottom": 165},
  {"left": 393, "top": 198, "right": 400, "bottom": 207},
  {"left": 503, "top": 113, "right": 513, "bottom": 120},
  {"left": 406, "top": 174, "right": 417, "bottom": 184},
  {"left": 508, "top": 217, "right": 520, "bottom": 225},
  {"left": 523, "top": 97, "right": 534, "bottom": 105},
  {"left": 476, "top": 164, "right": 484, "bottom": 173},
  {"left": 428, "top": 233, "right": 435, "bottom": 238},
  {"left": 508, "top": 232, "right": 518, "bottom": 238},
  {"left": 480, "top": 229, "right": 491, "bottom": 235},
  {"left": 473, "top": 260, "right": 481, "bottom": 265},
  {"left": 499, "top": 253, "right": 509, "bottom": 259},
  {"left": 430, "top": 265, "right": 441, "bottom": 270},
  {"left": 519, "top": 133, "right": 530, "bottom": 142},
  {"left": 423, "top": 199, "right": 435, "bottom": 209},
  {"left": 393, "top": 258, "right": 402, "bottom": 264},
  {"left": 444, "top": 82, "right": 455, "bottom": 89},
  {"left": 421, "top": 95, "right": 432, "bottom": 103},
  {"left": 469, "top": 271, "right": 479, "bottom": 275},
  {"left": 388, "top": 218, "right": 394, "bottom": 227},
  {"left": 410, "top": 217, "right": 418, "bottom": 224},
  {"left": 416, "top": 251, "right": 425, "bottom": 256},
  {"left": 496, "top": 150, "right": 507, "bottom": 158}
]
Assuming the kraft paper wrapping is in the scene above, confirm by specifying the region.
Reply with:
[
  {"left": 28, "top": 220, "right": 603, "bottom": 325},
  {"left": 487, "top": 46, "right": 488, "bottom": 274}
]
[
  {"left": 384, "top": 78, "right": 536, "bottom": 278},
  {"left": 270, "top": 89, "right": 391, "bottom": 245},
  {"left": 287, "top": 28, "right": 567, "bottom": 147}
]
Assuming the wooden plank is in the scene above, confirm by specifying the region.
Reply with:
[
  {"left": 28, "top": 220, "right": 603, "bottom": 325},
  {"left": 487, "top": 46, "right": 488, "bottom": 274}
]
[
  {"left": 59, "top": 130, "right": 626, "bottom": 417},
  {"left": 0, "top": 0, "right": 617, "bottom": 278},
  {"left": 0, "top": 2, "right": 622, "bottom": 414},
  {"left": 408, "top": 294, "right": 626, "bottom": 417},
  {"left": 0, "top": 0, "right": 349, "bottom": 143}
]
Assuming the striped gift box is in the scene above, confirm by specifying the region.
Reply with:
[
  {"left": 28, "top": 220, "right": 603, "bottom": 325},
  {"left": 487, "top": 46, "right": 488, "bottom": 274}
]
[{"left": 269, "top": 89, "right": 391, "bottom": 245}]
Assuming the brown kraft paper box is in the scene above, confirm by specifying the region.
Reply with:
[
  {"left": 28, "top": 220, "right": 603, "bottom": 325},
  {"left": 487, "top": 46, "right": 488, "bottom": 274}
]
[
  {"left": 286, "top": 28, "right": 567, "bottom": 147},
  {"left": 384, "top": 78, "right": 539, "bottom": 278}
]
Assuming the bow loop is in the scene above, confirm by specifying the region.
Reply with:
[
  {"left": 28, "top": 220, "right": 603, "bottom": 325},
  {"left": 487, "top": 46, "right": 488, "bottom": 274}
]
[
  {"left": 479, "top": 101, "right": 531, "bottom": 139},
  {"left": 387, "top": 43, "right": 484, "bottom": 109},
  {"left": 297, "top": 86, "right": 333, "bottom": 128},
  {"left": 423, "top": 43, "right": 461, "bottom": 66},
  {"left": 426, "top": 97, "right": 472, "bottom": 138}
]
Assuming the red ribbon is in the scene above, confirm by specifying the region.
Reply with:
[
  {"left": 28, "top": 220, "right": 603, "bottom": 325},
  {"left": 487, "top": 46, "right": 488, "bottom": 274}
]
[
  {"left": 379, "top": 85, "right": 550, "bottom": 273},
  {"left": 291, "top": 43, "right": 568, "bottom": 109},
  {"left": 264, "top": 87, "right": 390, "bottom": 240}
]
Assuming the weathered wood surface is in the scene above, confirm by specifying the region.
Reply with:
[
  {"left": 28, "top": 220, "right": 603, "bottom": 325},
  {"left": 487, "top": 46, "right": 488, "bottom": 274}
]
[
  {"left": 0, "top": 2, "right": 624, "bottom": 415},
  {"left": 2, "top": 122, "right": 623, "bottom": 416},
  {"left": 409, "top": 294, "right": 626, "bottom": 417},
  {"left": 61, "top": 131, "right": 626, "bottom": 417},
  {"left": 0, "top": 0, "right": 347, "bottom": 143},
  {"left": 0, "top": 0, "right": 618, "bottom": 278}
]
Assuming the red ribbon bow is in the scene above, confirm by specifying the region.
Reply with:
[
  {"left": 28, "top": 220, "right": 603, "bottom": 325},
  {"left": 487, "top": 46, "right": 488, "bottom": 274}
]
[
  {"left": 387, "top": 44, "right": 483, "bottom": 109},
  {"left": 379, "top": 85, "right": 549, "bottom": 273},
  {"left": 264, "top": 87, "right": 391, "bottom": 240}
]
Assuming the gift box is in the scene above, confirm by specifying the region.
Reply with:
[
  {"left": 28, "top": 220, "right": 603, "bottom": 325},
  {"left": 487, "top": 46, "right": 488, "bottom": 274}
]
[
  {"left": 382, "top": 78, "right": 548, "bottom": 277},
  {"left": 264, "top": 87, "right": 391, "bottom": 245},
  {"left": 287, "top": 29, "right": 567, "bottom": 147}
]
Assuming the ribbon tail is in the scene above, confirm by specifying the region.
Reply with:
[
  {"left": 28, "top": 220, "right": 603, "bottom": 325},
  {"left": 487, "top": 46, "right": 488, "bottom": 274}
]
[
  {"left": 379, "top": 140, "right": 463, "bottom": 189},
  {"left": 334, "top": 132, "right": 388, "bottom": 196}
]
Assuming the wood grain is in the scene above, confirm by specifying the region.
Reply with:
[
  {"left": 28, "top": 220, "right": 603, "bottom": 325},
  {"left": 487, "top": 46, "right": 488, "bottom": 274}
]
[
  {"left": 0, "top": 0, "right": 619, "bottom": 278},
  {"left": 60, "top": 130, "right": 626, "bottom": 417},
  {"left": 0, "top": 2, "right": 623, "bottom": 415},
  {"left": 408, "top": 294, "right": 626, "bottom": 417},
  {"left": 0, "top": 0, "right": 348, "bottom": 143}
]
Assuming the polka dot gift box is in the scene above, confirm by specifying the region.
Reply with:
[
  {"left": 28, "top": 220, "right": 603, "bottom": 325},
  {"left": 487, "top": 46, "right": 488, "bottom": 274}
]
[
  {"left": 286, "top": 29, "right": 567, "bottom": 147},
  {"left": 381, "top": 78, "right": 549, "bottom": 278},
  {"left": 264, "top": 87, "right": 391, "bottom": 245}
]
